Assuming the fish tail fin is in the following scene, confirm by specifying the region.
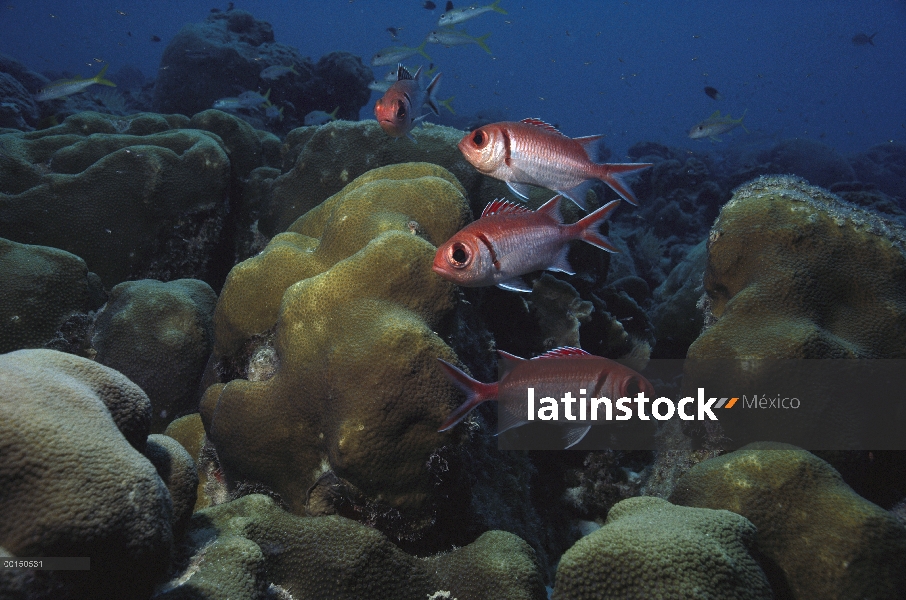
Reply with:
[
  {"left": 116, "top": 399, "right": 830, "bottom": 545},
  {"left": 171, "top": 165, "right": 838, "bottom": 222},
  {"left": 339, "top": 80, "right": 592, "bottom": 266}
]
[
  {"left": 739, "top": 109, "right": 749, "bottom": 133},
  {"left": 436, "top": 359, "right": 498, "bottom": 431},
  {"left": 491, "top": 0, "right": 508, "bottom": 14},
  {"left": 93, "top": 64, "right": 116, "bottom": 88},
  {"left": 869, "top": 32, "right": 877, "bottom": 45},
  {"left": 425, "top": 72, "right": 443, "bottom": 115},
  {"left": 329, "top": 106, "right": 339, "bottom": 119},
  {"left": 475, "top": 33, "right": 493, "bottom": 54},
  {"left": 290, "top": 65, "right": 299, "bottom": 75},
  {"left": 594, "top": 162, "right": 652, "bottom": 206},
  {"left": 417, "top": 39, "right": 433, "bottom": 61},
  {"left": 439, "top": 95, "right": 455, "bottom": 114},
  {"left": 572, "top": 199, "right": 621, "bottom": 253}
]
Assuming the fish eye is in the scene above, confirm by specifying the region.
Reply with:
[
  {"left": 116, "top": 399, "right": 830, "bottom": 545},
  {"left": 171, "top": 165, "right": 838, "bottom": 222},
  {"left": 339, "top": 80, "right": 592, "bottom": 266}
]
[
  {"left": 472, "top": 130, "right": 487, "bottom": 147},
  {"left": 624, "top": 377, "right": 641, "bottom": 397},
  {"left": 448, "top": 242, "right": 470, "bottom": 268}
]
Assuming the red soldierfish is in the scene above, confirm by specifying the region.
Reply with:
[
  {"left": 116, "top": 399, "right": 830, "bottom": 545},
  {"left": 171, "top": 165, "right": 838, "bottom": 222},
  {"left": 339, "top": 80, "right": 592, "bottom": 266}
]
[
  {"left": 458, "top": 118, "right": 652, "bottom": 209},
  {"left": 433, "top": 195, "right": 619, "bottom": 292},
  {"left": 374, "top": 64, "right": 442, "bottom": 141},
  {"left": 436, "top": 347, "right": 655, "bottom": 448}
]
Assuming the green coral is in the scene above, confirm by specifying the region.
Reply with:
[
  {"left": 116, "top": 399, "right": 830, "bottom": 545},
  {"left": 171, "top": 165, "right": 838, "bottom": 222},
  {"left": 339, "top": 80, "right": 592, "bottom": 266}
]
[
  {"left": 0, "top": 237, "right": 103, "bottom": 353},
  {"left": 690, "top": 175, "right": 906, "bottom": 360},
  {"left": 670, "top": 442, "right": 906, "bottom": 599},
  {"left": 202, "top": 163, "right": 470, "bottom": 523},
  {"left": 155, "top": 493, "right": 546, "bottom": 600},
  {"left": 0, "top": 110, "right": 280, "bottom": 286},
  {"left": 91, "top": 278, "right": 217, "bottom": 432},
  {"left": 553, "top": 496, "right": 772, "bottom": 600}
]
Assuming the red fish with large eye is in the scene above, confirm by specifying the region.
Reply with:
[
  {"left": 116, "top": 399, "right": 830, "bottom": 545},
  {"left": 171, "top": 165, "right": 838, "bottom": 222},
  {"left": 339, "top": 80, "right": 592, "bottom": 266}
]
[
  {"left": 458, "top": 118, "right": 652, "bottom": 209},
  {"left": 432, "top": 195, "right": 619, "bottom": 292},
  {"left": 374, "top": 64, "right": 443, "bottom": 141},
  {"left": 436, "top": 346, "right": 655, "bottom": 448}
]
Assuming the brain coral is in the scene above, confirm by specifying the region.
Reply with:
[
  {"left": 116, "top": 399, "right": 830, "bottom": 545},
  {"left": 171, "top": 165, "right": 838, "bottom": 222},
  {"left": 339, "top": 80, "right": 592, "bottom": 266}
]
[
  {"left": 0, "top": 110, "right": 275, "bottom": 286},
  {"left": 202, "top": 163, "right": 471, "bottom": 524},
  {"left": 0, "top": 237, "right": 104, "bottom": 354},
  {"left": 690, "top": 175, "right": 906, "bottom": 360},
  {"left": 91, "top": 278, "right": 217, "bottom": 432},
  {"left": 670, "top": 442, "right": 906, "bottom": 599},
  {"left": 552, "top": 496, "right": 772, "bottom": 600},
  {"left": 155, "top": 493, "right": 546, "bottom": 600},
  {"left": 0, "top": 349, "right": 181, "bottom": 600}
]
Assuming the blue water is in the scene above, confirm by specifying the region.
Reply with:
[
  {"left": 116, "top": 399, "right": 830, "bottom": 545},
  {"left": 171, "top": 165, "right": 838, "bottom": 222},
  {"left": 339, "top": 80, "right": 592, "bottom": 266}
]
[{"left": 1, "top": 0, "right": 903, "bottom": 156}]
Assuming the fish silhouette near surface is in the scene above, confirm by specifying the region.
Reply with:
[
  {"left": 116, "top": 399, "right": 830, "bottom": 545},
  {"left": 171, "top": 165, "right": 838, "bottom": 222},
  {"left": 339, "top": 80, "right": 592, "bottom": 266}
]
[
  {"left": 35, "top": 64, "right": 116, "bottom": 102},
  {"left": 851, "top": 32, "right": 877, "bottom": 46},
  {"left": 458, "top": 118, "right": 652, "bottom": 209},
  {"left": 688, "top": 109, "right": 748, "bottom": 141},
  {"left": 374, "top": 64, "right": 451, "bottom": 140},
  {"left": 436, "top": 347, "right": 655, "bottom": 448},
  {"left": 433, "top": 195, "right": 620, "bottom": 292}
]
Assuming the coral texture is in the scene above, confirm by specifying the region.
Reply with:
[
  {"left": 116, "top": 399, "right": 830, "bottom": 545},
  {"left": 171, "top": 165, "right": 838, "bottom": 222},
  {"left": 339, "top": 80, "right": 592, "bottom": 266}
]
[
  {"left": 0, "top": 237, "right": 103, "bottom": 353},
  {"left": 670, "top": 442, "right": 906, "bottom": 599},
  {"left": 91, "top": 278, "right": 217, "bottom": 432},
  {"left": 202, "top": 163, "right": 471, "bottom": 522},
  {"left": 0, "top": 349, "right": 178, "bottom": 599},
  {"left": 155, "top": 493, "right": 546, "bottom": 600},
  {"left": 0, "top": 111, "right": 231, "bottom": 285},
  {"left": 690, "top": 175, "right": 906, "bottom": 360},
  {"left": 553, "top": 496, "right": 772, "bottom": 600}
]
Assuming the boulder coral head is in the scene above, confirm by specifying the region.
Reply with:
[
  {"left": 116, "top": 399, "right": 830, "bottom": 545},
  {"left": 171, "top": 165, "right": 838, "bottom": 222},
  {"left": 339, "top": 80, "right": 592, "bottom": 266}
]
[
  {"left": 691, "top": 174, "right": 906, "bottom": 360},
  {"left": 201, "top": 163, "right": 471, "bottom": 533}
]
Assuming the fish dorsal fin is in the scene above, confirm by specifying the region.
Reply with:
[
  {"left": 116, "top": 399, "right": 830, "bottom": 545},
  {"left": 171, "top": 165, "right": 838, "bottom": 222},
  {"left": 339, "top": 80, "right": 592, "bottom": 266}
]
[
  {"left": 481, "top": 198, "right": 532, "bottom": 218},
  {"left": 521, "top": 117, "right": 566, "bottom": 136},
  {"left": 536, "top": 346, "right": 592, "bottom": 359},
  {"left": 534, "top": 195, "right": 564, "bottom": 223},
  {"left": 497, "top": 350, "right": 526, "bottom": 363},
  {"left": 709, "top": 110, "right": 722, "bottom": 119},
  {"left": 397, "top": 64, "right": 415, "bottom": 80}
]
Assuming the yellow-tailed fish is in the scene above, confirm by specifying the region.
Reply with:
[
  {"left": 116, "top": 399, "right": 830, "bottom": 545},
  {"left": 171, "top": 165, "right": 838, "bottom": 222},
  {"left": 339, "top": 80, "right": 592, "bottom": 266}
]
[{"left": 35, "top": 64, "right": 116, "bottom": 102}]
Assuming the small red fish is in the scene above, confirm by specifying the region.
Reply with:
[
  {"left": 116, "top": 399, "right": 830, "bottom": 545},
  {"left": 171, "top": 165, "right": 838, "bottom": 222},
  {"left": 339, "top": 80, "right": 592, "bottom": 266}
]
[
  {"left": 433, "top": 195, "right": 619, "bottom": 292},
  {"left": 437, "top": 347, "right": 654, "bottom": 448},
  {"left": 374, "top": 64, "right": 442, "bottom": 140},
  {"left": 458, "top": 118, "right": 652, "bottom": 209}
]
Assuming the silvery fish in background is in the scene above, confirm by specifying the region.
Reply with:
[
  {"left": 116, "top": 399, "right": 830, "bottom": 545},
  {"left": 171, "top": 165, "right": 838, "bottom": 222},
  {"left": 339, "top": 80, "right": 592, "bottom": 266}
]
[
  {"left": 437, "top": 0, "right": 507, "bottom": 27},
  {"left": 35, "top": 64, "right": 116, "bottom": 102},
  {"left": 688, "top": 110, "right": 748, "bottom": 141}
]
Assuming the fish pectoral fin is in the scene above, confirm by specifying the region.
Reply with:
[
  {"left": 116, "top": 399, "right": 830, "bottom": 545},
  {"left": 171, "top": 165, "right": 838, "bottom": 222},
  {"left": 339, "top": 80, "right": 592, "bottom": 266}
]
[
  {"left": 563, "top": 425, "right": 592, "bottom": 449},
  {"left": 547, "top": 246, "right": 575, "bottom": 275},
  {"left": 709, "top": 135, "right": 722, "bottom": 142},
  {"left": 506, "top": 181, "right": 534, "bottom": 200},
  {"left": 497, "top": 277, "right": 533, "bottom": 293}
]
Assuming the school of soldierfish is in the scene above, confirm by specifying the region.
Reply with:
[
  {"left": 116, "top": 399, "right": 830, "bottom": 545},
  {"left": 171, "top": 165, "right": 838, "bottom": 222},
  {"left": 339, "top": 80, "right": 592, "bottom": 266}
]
[{"left": 371, "top": 2, "right": 655, "bottom": 446}]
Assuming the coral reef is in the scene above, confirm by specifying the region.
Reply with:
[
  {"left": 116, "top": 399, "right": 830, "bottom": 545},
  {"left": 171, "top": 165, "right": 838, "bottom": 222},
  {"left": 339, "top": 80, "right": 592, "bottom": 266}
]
[
  {"left": 0, "top": 238, "right": 105, "bottom": 354},
  {"left": 202, "top": 163, "right": 470, "bottom": 528},
  {"left": 670, "top": 442, "right": 906, "bottom": 599},
  {"left": 0, "top": 349, "right": 192, "bottom": 600},
  {"left": 153, "top": 11, "right": 371, "bottom": 132},
  {"left": 154, "top": 493, "right": 547, "bottom": 600},
  {"left": 91, "top": 278, "right": 217, "bottom": 432},
  {"left": 690, "top": 175, "right": 906, "bottom": 360},
  {"left": 553, "top": 496, "right": 772, "bottom": 599},
  {"left": 258, "top": 120, "right": 513, "bottom": 235},
  {"left": 0, "top": 112, "right": 230, "bottom": 286}
]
